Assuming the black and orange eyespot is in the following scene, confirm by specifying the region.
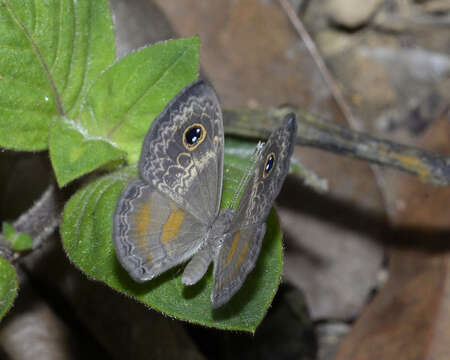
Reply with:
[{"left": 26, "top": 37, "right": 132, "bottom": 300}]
[{"left": 183, "top": 123, "right": 206, "bottom": 150}]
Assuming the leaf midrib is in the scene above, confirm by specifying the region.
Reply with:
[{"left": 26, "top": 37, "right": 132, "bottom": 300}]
[
  {"left": 4, "top": 0, "right": 64, "bottom": 115},
  {"left": 106, "top": 46, "right": 191, "bottom": 140}
]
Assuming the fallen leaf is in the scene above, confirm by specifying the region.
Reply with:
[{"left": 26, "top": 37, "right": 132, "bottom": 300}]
[{"left": 336, "top": 109, "right": 450, "bottom": 360}]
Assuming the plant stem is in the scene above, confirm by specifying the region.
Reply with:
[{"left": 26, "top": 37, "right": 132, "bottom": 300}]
[
  {"left": 278, "top": 0, "right": 359, "bottom": 130},
  {"left": 0, "top": 183, "right": 61, "bottom": 261}
]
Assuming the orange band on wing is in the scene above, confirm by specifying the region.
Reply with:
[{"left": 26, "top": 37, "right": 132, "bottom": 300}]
[
  {"left": 136, "top": 203, "right": 152, "bottom": 243},
  {"left": 162, "top": 204, "right": 186, "bottom": 244},
  {"left": 236, "top": 241, "right": 249, "bottom": 269},
  {"left": 227, "top": 232, "right": 240, "bottom": 266},
  {"left": 135, "top": 202, "right": 153, "bottom": 264},
  {"left": 218, "top": 237, "right": 250, "bottom": 291}
]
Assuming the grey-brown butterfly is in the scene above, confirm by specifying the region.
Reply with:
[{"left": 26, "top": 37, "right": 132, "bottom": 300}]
[{"left": 113, "top": 80, "right": 297, "bottom": 308}]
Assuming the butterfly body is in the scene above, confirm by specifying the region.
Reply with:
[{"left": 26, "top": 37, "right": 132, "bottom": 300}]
[
  {"left": 182, "top": 208, "right": 233, "bottom": 286},
  {"left": 113, "top": 81, "right": 297, "bottom": 308}
]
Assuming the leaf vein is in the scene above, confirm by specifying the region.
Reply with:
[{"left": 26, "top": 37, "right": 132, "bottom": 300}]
[
  {"left": 0, "top": 44, "right": 32, "bottom": 51},
  {"left": 60, "top": 0, "right": 76, "bottom": 97},
  {"left": 0, "top": 74, "right": 50, "bottom": 93},
  {"left": 66, "top": 0, "right": 91, "bottom": 117},
  {"left": 30, "top": 0, "right": 36, "bottom": 37},
  {"left": 107, "top": 46, "right": 190, "bottom": 139},
  {"left": 3, "top": 0, "right": 64, "bottom": 115},
  {"left": 71, "top": 177, "right": 114, "bottom": 250},
  {"left": 49, "top": 0, "right": 63, "bottom": 72},
  {"left": 0, "top": 104, "right": 54, "bottom": 116}
]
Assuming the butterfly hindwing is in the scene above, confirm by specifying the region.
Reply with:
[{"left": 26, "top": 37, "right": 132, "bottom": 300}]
[
  {"left": 212, "top": 224, "right": 266, "bottom": 308},
  {"left": 114, "top": 179, "right": 207, "bottom": 282},
  {"left": 212, "top": 114, "right": 297, "bottom": 307},
  {"left": 138, "top": 81, "right": 224, "bottom": 224}
]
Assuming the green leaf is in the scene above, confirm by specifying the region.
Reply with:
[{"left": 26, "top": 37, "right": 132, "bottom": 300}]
[
  {"left": 78, "top": 36, "right": 200, "bottom": 164},
  {"left": 2, "top": 222, "right": 32, "bottom": 251},
  {"left": 61, "top": 158, "right": 283, "bottom": 332},
  {"left": 49, "top": 118, "right": 126, "bottom": 187},
  {"left": 2, "top": 223, "right": 15, "bottom": 239},
  {"left": 0, "top": 0, "right": 115, "bottom": 150},
  {"left": 49, "top": 36, "right": 200, "bottom": 186},
  {"left": 0, "top": 256, "right": 18, "bottom": 321}
]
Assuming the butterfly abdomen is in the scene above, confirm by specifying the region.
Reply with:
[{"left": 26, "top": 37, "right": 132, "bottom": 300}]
[
  {"left": 182, "top": 247, "right": 213, "bottom": 285},
  {"left": 182, "top": 208, "right": 233, "bottom": 285}
]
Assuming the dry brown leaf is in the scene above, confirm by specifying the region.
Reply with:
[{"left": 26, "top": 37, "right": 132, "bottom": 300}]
[{"left": 336, "top": 109, "right": 450, "bottom": 360}]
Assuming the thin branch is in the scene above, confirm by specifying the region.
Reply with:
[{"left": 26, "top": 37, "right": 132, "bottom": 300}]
[
  {"left": 0, "top": 183, "right": 61, "bottom": 261},
  {"left": 277, "top": 0, "right": 359, "bottom": 130},
  {"left": 223, "top": 107, "right": 450, "bottom": 186},
  {"left": 275, "top": 1, "right": 407, "bottom": 211},
  {"left": 0, "top": 236, "right": 13, "bottom": 260},
  {"left": 14, "top": 183, "right": 61, "bottom": 249}
]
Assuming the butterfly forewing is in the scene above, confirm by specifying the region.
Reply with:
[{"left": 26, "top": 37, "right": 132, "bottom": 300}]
[
  {"left": 138, "top": 81, "right": 224, "bottom": 224},
  {"left": 212, "top": 114, "right": 297, "bottom": 307},
  {"left": 231, "top": 114, "right": 297, "bottom": 230}
]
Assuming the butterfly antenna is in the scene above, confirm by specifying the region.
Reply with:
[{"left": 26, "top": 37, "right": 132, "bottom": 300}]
[{"left": 228, "top": 141, "right": 265, "bottom": 209}]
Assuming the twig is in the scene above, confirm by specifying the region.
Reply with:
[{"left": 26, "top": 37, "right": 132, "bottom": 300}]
[
  {"left": 277, "top": 0, "right": 400, "bottom": 210},
  {"left": 13, "top": 183, "right": 61, "bottom": 249},
  {"left": 0, "top": 183, "right": 61, "bottom": 261},
  {"left": 277, "top": 0, "right": 359, "bottom": 130},
  {"left": 0, "top": 235, "right": 13, "bottom": 260},
  {"left": 223, "top": 107, "right": 450, "bottom": 186}
]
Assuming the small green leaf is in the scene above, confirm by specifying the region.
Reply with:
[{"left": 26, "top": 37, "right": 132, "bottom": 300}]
[
  {"left": 0, "top": 256, "right": 18, "bottom": 321},
  {"left": 2, "top": 222, "right": 15, "bottom": 239},
  {"left": 2, "top": 222, "right": 32, "bottom": 251},
  {"left": 0, "top": 0, "right": 115, "bottom": 150},
  {"left": 61, "top": 157, "right": 283, "bottom": 332},
  {"left": 79, "top": 36, "right": 200, "bottom": 164},
  {"left": 49, "top": 118, "right": 126, "bottom": 186},
  {"left": 49, "top": 36, "right": 200, "bottom": 186}
]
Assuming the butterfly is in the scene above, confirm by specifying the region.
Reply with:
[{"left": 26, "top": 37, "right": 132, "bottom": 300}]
[{"left": 113, "top": 80, "right": 297, "bottom": 308}]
